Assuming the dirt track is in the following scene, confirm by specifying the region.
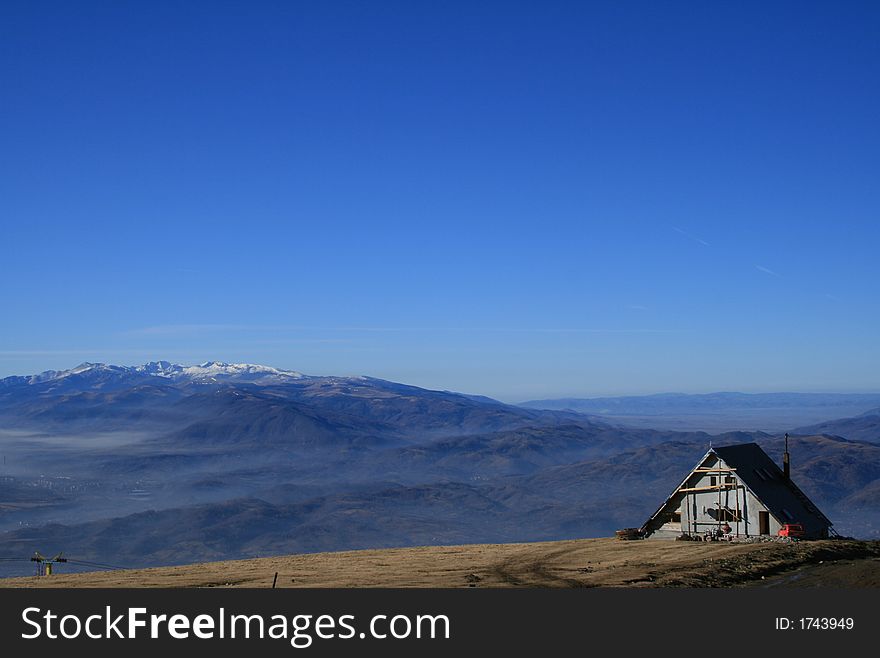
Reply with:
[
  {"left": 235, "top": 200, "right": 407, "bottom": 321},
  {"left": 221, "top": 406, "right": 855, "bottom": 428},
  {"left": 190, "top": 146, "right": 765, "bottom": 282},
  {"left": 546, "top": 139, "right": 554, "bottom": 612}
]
[{"left": 2, "top": 538, "right": 878, "bottom": 588}]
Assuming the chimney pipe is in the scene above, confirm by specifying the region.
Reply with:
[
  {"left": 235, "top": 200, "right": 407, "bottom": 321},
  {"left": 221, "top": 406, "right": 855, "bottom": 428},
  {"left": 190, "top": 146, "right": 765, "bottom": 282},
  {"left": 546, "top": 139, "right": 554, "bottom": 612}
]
[{"left": 783, "top": 432, "right": 790, "bottom": 480}]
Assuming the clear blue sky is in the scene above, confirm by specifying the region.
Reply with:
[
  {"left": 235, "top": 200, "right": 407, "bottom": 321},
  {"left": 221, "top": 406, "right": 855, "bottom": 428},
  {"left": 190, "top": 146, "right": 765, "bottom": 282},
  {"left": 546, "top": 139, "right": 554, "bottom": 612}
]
[{"left": 2, "top": 1, "right": 879, "bottom": 401}]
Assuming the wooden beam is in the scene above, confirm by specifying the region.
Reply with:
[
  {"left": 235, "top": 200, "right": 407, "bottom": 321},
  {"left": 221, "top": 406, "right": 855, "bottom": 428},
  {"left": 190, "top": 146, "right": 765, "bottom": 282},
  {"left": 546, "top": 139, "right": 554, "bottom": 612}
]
[{"left": 677, "top": 484, "right": 740, "bottom": 493}]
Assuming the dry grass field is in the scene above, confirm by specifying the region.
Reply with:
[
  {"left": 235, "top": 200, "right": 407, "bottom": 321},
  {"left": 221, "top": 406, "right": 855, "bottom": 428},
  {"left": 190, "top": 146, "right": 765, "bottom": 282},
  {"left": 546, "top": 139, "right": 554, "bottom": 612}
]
[{"left": 2, "top": 537, "right": 878, "bottom": 588}]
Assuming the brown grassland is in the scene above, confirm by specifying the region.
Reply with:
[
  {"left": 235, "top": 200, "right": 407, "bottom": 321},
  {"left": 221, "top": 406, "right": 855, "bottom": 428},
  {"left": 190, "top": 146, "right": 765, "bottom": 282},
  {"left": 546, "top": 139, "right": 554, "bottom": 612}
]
[{"left": 2, "top": 537, "right": 879, "bottom": 588}]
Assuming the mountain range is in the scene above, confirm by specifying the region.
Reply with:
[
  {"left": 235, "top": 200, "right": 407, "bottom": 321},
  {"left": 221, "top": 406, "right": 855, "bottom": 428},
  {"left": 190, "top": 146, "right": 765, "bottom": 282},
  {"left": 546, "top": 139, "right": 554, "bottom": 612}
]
[
  {"left": 1, "top": 361, "right": 878, "bottom": 576},
  {"left": 520, "top": 392, "right": 880, "bottom": 432}
]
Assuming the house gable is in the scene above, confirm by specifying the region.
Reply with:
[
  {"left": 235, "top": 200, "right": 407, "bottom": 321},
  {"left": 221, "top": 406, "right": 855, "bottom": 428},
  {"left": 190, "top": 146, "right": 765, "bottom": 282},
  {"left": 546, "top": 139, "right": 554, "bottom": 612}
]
[{"left": 642, "top": 442, "right": 831, "bottom": 539}]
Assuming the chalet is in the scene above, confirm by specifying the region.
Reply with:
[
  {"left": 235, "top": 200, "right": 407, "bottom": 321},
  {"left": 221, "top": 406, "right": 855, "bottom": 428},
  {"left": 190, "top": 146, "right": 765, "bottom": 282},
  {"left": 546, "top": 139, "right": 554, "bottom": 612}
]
[{"left": 641, "top": 441, "right": 832, "bottom": 540}]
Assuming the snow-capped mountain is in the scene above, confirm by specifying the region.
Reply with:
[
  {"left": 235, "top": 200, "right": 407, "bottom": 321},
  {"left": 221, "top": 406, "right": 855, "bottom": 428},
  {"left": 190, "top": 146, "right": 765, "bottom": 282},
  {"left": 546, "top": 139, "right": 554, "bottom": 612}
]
[
  {"left": 5, "top": 361, "right": 308, "bottom": 387},
  {"left": 0, "top": 360, "right": 551, "bottom": 439},
  {"left": 135, "top": 360, "right": 307, "bottom": 384}
]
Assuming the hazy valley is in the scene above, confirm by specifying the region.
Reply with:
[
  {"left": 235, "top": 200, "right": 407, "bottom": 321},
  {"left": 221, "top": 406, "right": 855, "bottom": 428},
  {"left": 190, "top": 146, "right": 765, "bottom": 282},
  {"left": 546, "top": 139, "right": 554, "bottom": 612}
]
[{"left": 1, "top": 362, "right": 879, "bottom": 577}]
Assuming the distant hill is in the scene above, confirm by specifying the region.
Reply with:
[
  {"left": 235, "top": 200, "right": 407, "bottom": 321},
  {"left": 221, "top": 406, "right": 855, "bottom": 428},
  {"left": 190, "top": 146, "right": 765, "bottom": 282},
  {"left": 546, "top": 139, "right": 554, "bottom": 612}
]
[
  {"left": 795, "top": 408, "right": 880, "bottom": 444},
  {"left": 519, "top": 392, "right": 880, "bottom": 432}
]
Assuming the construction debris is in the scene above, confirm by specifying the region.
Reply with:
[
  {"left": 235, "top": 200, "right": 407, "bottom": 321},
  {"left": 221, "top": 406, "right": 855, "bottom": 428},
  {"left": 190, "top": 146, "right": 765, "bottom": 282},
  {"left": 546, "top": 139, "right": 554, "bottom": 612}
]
[
  {"left": 615, "top": 528, "right": 644, "bottom": 540},
  {"left": 729, "top": 535, "right": 799, "bottom": 544}
]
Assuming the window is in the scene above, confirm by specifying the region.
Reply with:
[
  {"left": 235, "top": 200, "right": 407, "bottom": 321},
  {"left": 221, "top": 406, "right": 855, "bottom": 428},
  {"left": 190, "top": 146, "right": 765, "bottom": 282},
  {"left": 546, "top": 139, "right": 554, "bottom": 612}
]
[
  {"left": 781, "top": 508, "right": 794, "bottom": 521},
  {"left": 753, "top": 468, "right": 768, "bottom": 481},
  {"left": 725, "top": 475, "right": 736, "bottom": 484},
  {"left": 710, "top": 476, "right": 717, "bottom": 486}
]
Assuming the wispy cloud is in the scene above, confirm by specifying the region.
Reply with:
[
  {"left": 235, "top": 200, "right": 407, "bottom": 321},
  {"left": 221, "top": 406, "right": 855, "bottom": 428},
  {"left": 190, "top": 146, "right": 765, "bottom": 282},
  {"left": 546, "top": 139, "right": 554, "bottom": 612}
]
[
  {"left": 123, "top": 324, "right": 678, "bottom": 336},
  {"left": 238, "top": 338, "right": 355, "bottom": 346},
  {"left": 124, "top": 324, "right": 252, "bottom": 337},
  {"left": 452, "top": 328, "right": 675, "bottom": 334},
  {"left": 304, "top": 326, "right": 673, "bottom": 334},
  {"left": 755, "top": 264, "right": 780, "bottom": 277},
  {"left": 0, "top": 349, "right": 150, "bottom": 357},
  {"left": 672, "top": 226, "right": 710, "bottom": 247}
]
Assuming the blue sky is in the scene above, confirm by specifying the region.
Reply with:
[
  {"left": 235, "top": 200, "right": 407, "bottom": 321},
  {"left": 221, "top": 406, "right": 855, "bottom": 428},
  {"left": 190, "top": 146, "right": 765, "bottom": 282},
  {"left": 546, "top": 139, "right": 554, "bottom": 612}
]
[{"left": 2, "top": 1, "right": 879, "bottom": 400}]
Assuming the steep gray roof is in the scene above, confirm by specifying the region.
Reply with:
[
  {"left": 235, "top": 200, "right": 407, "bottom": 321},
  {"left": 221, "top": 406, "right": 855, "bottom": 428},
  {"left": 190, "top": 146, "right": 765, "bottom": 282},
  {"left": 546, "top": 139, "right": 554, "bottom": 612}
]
[{"left": 712, "top": 443, "right": 831, "bottom": 527}]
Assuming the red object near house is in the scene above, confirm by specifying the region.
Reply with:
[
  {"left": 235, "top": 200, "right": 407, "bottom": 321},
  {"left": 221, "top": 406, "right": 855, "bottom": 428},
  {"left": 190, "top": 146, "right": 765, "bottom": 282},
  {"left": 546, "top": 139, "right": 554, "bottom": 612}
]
[{"left": 778, "top": 523, "right": 805, "bottom": 538}]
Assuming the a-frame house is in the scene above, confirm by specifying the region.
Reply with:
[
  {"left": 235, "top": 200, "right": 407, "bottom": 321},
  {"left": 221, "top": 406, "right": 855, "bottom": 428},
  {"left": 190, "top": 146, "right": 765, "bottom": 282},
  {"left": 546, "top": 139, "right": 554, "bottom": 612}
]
[{"left": 641, "top": 442, "right": 832, "bottom": 540}]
